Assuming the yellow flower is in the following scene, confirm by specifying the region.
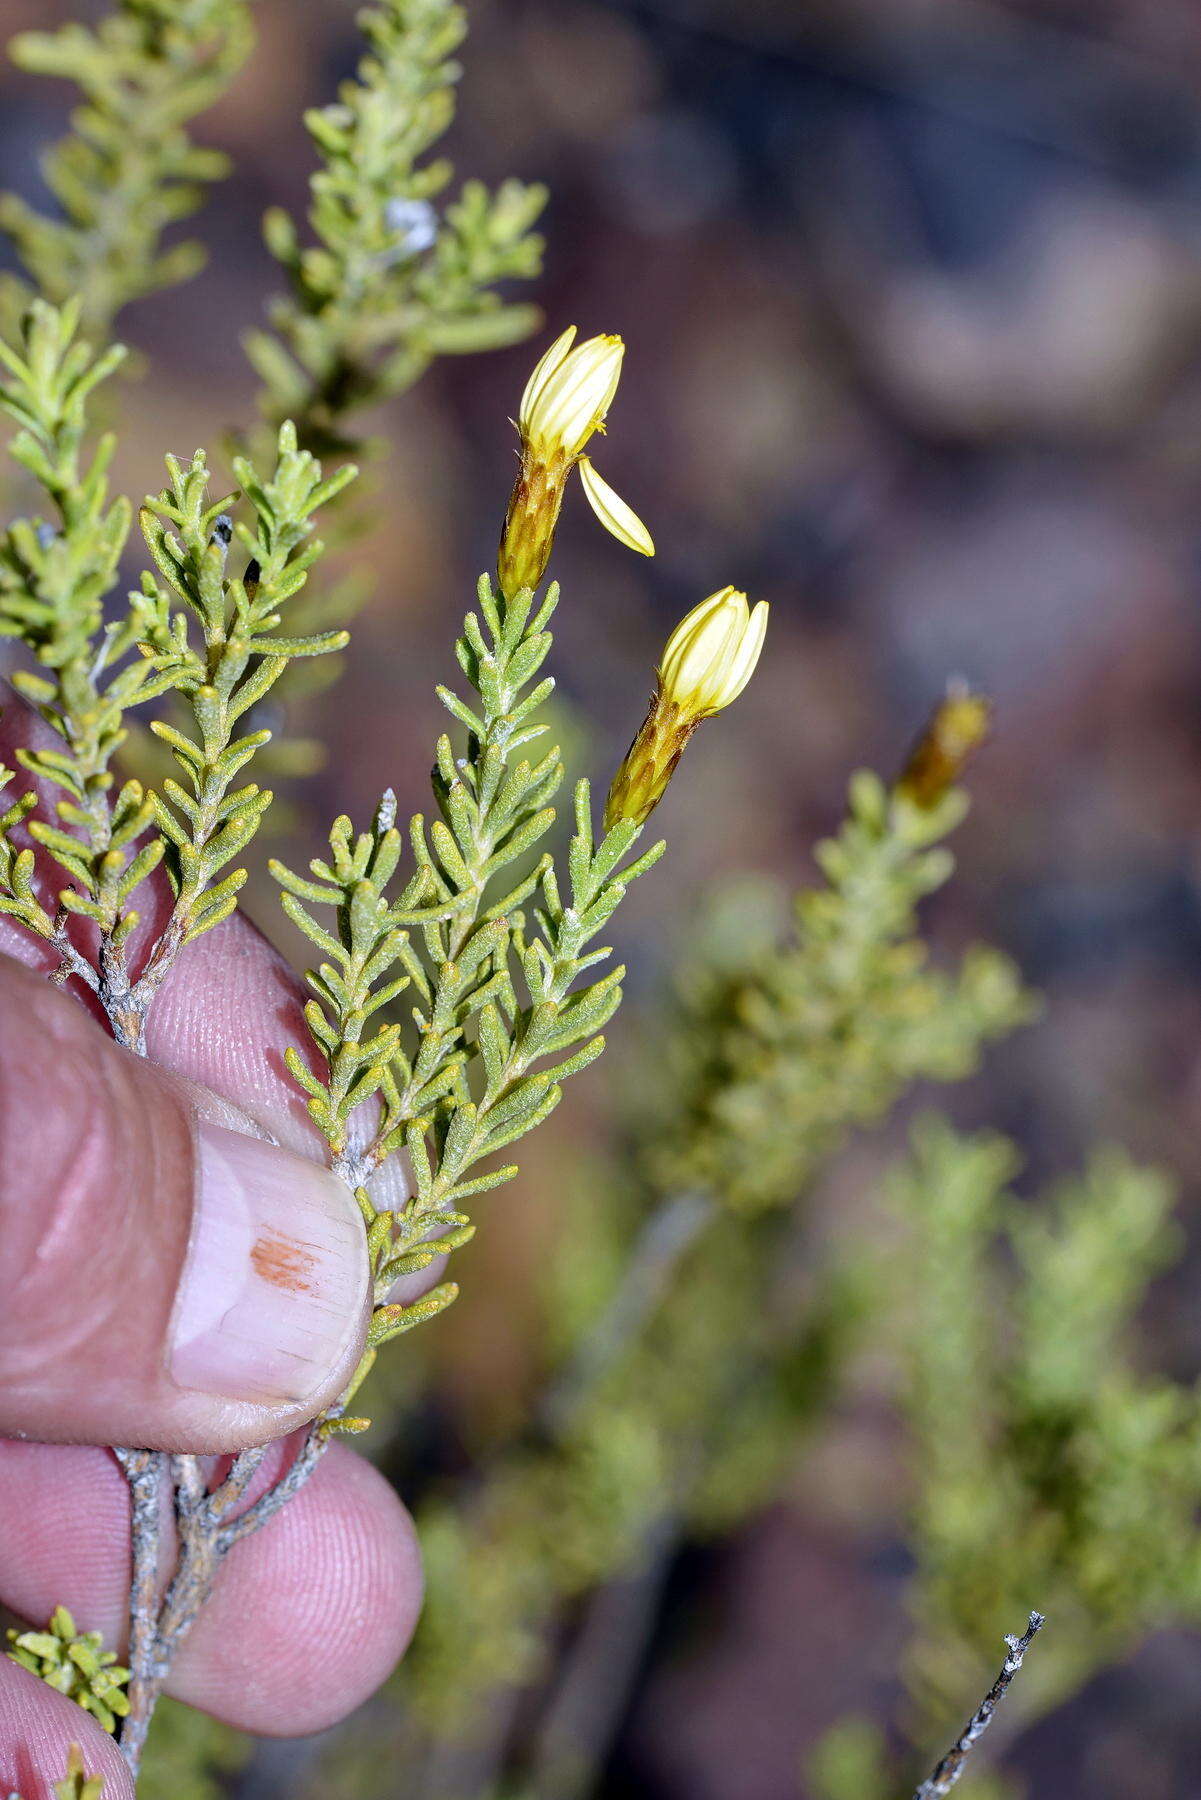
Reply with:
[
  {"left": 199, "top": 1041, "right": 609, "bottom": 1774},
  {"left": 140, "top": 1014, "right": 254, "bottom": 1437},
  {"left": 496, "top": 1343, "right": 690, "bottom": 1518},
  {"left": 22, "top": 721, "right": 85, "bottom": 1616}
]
[
  {"left": 605, "top": 587, "right": 769, "bottom": 830},
  {"left": 498, "top": 326, "right": 654, "bottom": 600},
  {"left": 519, "top": 326, "right": 624, "bottom": 462},
  {"left": 658, "top": 586, "right": 769, "bottom": 718}
]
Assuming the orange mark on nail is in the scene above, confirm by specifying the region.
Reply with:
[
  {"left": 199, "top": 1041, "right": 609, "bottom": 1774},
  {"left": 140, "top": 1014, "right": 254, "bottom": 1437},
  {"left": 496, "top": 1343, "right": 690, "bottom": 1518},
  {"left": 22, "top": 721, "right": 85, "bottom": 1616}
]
[{"left": 251, "top": 1232, "right": 318, "bottom": 1295}]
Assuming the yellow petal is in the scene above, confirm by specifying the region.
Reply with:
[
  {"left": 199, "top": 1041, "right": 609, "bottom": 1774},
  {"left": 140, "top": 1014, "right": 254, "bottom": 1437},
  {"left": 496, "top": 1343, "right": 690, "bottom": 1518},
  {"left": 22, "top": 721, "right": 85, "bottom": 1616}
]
[
  {"left": 519, "top": 325, "right": 578, "bottom": 432},
  {"left": 720, "top": 599, "right": 769, "bottom": 706},
  {"left": 578, "top": 456, "right": 655, "bottom": 556},
  {"left": 527, "top": 336, "right": 624, "bottom": 459}
]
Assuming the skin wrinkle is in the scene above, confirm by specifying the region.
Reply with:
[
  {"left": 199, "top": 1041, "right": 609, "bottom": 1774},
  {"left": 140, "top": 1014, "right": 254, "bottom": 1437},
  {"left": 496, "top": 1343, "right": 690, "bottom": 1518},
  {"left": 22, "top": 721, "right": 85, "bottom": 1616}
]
[
  {"left": 27, "top": 1070, "right": 107, "bottom": 1266},
  {"left": 2, "top": 1046, "right": 98, "bottom": 1258}
]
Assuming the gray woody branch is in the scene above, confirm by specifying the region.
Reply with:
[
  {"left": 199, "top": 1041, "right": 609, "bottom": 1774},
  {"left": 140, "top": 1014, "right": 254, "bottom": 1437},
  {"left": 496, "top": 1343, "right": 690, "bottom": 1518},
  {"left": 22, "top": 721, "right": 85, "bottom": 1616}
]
[{"left": 913, "top": 1611, "right": 1046, "bottom": 1800}]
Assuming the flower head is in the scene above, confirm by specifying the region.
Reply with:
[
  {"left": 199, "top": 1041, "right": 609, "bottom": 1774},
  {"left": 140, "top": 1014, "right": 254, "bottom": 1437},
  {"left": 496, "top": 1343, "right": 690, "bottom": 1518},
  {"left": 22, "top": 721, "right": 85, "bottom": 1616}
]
[
  {"left": 519, "top": 326, "right": 624, "bottom": 461},
  {"left": 658, "top": 587, "right": 769, "bottom": 720},
  {"left": 498, "top": 326, "right": 653, "bottom": 599},
  {"left": 605, "top": 587, "right": 769, "bottom": 829}
]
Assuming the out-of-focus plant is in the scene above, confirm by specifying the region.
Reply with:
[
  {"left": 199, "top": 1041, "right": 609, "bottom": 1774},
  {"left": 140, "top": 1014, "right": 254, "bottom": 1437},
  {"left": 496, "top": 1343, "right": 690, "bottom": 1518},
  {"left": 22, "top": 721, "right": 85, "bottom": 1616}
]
[
  {"left": 0, "top": 0, "right": 256, "bottom": 338},
  {"left": 297, "top": 698, "right": 1032, "bottom": 1799},
  {"left": 305, "top": 684, "right": 1201, "bottom": 1800},
  {"left": 246, "top": 0, "right": 546, "bottom": 453},
  {"left": 811, "top": 1117, "right": 1201, "bottom": 1800}
]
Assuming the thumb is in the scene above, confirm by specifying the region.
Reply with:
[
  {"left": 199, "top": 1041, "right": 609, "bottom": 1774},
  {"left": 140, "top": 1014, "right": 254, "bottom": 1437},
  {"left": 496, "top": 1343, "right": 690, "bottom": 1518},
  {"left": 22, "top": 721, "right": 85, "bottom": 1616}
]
[{"left": 0, "top": 955, "right": 369, "bottom": 1453}]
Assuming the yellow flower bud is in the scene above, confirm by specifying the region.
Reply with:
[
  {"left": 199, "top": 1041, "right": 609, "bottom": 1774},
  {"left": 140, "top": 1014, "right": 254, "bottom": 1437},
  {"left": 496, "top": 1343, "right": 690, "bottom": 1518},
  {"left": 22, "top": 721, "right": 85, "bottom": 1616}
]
[
  {"left": 605, "top": 588, "right": 769, "bottom": 830},
  {"left": 896, "top": 681, "right": 992, "bottom": 808},
  {"left": 498, "top": 326, "right": 654, "bottom": 600},
  {"left": 658, "top": 587, "right": 769, "bottom": 718}
]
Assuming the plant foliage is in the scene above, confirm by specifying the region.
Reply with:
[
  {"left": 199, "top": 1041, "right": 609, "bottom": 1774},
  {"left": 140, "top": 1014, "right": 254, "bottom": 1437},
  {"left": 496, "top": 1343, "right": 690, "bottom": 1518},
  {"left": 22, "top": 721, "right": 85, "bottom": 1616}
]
[
  {"left": 7, "top": 1606, "right": 131, "bottom": 1736},
  {"left": 271, "top": 577, "right": 665, "bottom": 1427},
  {"left": 247, "top": 0, "right": 547, "bottom": 451},
  {"left": 0, "top": 0, "right": 255, "bottom": 335}
]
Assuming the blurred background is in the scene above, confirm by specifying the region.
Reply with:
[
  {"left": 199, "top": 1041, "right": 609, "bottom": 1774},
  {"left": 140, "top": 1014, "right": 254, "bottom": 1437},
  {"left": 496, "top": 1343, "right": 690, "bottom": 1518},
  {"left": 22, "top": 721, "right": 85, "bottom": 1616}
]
[{"left": 7, "top": 0, "right": 1201, "bottom": 1794}]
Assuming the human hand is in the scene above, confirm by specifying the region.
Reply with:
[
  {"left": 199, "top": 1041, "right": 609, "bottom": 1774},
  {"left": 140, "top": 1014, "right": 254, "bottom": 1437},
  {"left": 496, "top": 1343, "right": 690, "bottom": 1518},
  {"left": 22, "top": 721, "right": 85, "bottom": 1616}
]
[{"left": 0, "top": 694, "right": 423, "bottom": 1799}]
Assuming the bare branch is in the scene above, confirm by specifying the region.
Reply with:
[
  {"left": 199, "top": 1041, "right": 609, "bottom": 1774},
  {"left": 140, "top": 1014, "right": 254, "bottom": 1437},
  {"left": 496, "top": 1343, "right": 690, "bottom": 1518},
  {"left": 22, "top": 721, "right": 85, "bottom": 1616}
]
[
  {"left": 111, "top": 1448, "right": 165, "bottom": 1774},
  {"left": 115, "top": 1435, "right": 328, "bottom": 1777},
  {"left": 216, "top": 1422, "right": 328, "bottom": 1551},
  {"left": 913, "top": 1611, "right": 1046, "bottom": 1800}
]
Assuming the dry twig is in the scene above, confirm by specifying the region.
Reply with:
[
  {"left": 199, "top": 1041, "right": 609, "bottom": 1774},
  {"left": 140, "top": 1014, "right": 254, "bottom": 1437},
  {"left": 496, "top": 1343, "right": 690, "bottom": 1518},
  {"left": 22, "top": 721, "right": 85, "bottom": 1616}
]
[{"left": 913, "top": 1611, "right": 1046, "bottom": 1799}]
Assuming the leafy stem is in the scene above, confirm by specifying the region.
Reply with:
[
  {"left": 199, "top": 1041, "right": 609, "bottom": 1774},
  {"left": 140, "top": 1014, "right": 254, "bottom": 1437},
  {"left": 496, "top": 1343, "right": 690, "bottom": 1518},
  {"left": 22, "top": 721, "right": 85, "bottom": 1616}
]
[{"left": 272, "top": 577, "right": 665, "bottom": 1421}]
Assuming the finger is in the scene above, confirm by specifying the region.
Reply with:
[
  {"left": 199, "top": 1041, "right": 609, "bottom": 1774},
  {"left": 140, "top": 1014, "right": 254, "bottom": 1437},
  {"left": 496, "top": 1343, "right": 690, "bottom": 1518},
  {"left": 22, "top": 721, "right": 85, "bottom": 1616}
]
[
  {"left": 0, "top": 954, "right": 370, "bottom": 1453},
  {"left": 0, "top": 1439, "right": 422, "bottom": 1736},
  {"left": 0, "top": 1659, "right": 133, "bottom": 1800},
  {"left": 0, "top": 685, "right": 408, "bottom": 1210}
]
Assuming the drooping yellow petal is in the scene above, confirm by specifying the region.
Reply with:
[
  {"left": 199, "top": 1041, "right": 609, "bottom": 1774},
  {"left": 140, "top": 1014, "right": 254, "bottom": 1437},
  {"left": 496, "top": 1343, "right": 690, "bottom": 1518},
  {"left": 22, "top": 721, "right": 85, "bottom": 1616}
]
[{"left": 578, "top": 456, "right": 655, "bottom": 557}]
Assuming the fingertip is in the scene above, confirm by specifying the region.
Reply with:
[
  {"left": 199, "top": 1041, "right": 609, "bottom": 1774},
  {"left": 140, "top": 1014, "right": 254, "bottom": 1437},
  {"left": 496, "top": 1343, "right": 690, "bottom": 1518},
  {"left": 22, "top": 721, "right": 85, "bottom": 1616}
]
[
  {"left": 175, "top": 1443, "right": 423, "bottom": 1732},
  {"left": 0, "top": 1443, "right": 131, "bottom": 1639},
  {"left": 143, "top": 914, "right": 324, "bottom": 1158},
  {"left": 0, "top": 1658, "right": 134, "bottom": 1800},
  {"left": 0, "top": 1440, "right": 423, "bottom": 1739}
]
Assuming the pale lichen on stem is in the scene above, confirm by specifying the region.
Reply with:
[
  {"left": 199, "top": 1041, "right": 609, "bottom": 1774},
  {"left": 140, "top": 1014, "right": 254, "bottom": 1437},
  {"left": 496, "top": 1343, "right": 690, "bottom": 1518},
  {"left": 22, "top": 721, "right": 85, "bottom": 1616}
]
[
  {"left": 112, "top": 1431, "right": 331, "bottom": 1777},
  {"left": 912, "top": 1611, "right": 1046, "bottom": 1800}
]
